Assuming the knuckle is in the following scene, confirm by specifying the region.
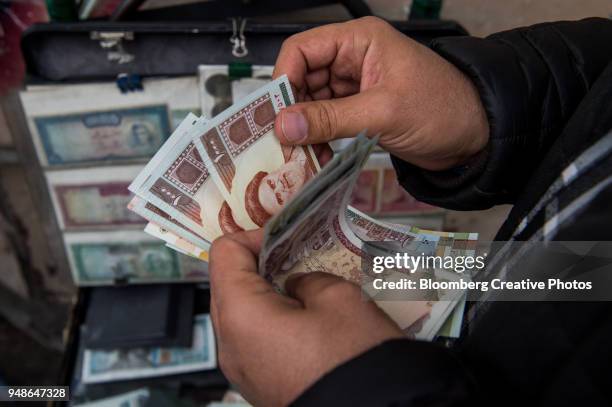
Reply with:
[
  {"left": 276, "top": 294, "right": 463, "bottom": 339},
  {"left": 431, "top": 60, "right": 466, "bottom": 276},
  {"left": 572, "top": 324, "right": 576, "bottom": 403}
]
[
  {"left": 358, "top": 16, "right": 389, "bottom": 30},
  {"left": 315, "top": 101, "right": 338, "bottom": 139},
  {"left": 280, "top": 32, "right": 302, "bottom": 52},
  {"left": 210, "top": 236, "right": 236, "bottom": 262}
]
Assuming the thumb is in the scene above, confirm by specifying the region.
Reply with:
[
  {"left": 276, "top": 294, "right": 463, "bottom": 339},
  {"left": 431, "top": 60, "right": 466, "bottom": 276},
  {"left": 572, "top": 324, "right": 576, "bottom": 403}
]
[
  {"left": 275, "top": 90, "right": 382, "bottom": 145},
  {"left": 209, "top": 229, "right": 269, "bottom": 306},
  {"left": 285, "top": 272, "right": 363, "bottom": 309}
]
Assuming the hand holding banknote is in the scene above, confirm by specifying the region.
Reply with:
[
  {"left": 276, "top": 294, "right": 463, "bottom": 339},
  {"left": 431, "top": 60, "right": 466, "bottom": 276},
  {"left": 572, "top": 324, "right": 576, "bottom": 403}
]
[
  {"left": 126, "top": 50, "right": 477, "bottom": 407},
  {"left": 209, "top": 230, "right": 403, "bottom": 407},
  {"left": 272, "top": 16, "right": 490, "bottom": 171}
]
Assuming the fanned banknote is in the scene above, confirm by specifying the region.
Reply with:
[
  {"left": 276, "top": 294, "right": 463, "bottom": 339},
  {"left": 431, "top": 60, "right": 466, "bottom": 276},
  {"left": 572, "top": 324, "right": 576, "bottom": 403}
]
[
  {"left": 82, "top": 314, "right": 216, "bottom": 383},
  {"left": 259, "top": 134, "right": 469, "bottom": 340},
  {"left": 124, "top": 77, "right": 476, "bottom": 339},
  {"left": 129, "top": 114, "right": 226, "bottom": 247},
  {"left": 193, "top": 75, "right": 320, "bottom": 232},
  {"left": 127, "top": 196, "right": 210, "bottom": 254},
  {"left": 143, "top": 221, "right": 208, "bottom": 261},
  {"left": 436, "top": 293, "right": 467, "bottom": 338},
  {"left": 129, "top": 76, "right": 320, "bottom": 248}
]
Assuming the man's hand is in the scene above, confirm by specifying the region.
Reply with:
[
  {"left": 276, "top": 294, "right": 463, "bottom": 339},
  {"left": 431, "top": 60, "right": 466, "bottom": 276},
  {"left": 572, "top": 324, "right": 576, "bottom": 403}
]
[
  {"left": 273, "top": 17, "right": 489, "bottom": 171},
  {"left": 209, "top": 230, "right": 403, "bottom": 407}
]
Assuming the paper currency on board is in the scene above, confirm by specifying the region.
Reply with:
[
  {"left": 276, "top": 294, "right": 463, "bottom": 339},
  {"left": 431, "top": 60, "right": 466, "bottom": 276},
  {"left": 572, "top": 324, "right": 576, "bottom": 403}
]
[
  {"left": 47, "top": 166, "right": 145, "bottom": 229},
  {"left": 82, "top": 314, "right": 216, "bottom": 383},
  {"left": 73, "top": 388, "right": 150, "bottom": 407},
  {"left": 20, "top": 77, "right": 200, "bottom": 167},
  {"left": 64, "top": 230, "right": 207, "bottom": 285}
]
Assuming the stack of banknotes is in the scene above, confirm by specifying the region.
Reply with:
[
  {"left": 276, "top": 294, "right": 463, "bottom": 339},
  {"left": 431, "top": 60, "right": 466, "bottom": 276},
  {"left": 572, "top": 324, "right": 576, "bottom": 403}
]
[{"left": 127, "top": 75, "right": 477, "bottom": 340}]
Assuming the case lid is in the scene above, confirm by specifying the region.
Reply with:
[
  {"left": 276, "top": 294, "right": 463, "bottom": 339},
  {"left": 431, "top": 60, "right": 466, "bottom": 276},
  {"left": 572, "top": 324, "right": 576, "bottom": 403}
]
[{"left": 21, "top": 20, "right": 467, "bottom": 83}]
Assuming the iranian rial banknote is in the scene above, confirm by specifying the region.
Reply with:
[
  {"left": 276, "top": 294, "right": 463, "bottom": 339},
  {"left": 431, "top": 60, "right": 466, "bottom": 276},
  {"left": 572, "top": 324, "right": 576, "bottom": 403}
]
[
  {"left": 121, "top": 77, "right": 474, "bottom": 338},
  {"left": 34, "top": 105, "right": 170, "bottom": 166},
  {"left": 127, "top": 196, "right": 210, "bottom": 253},
  {"left": 47, "top": 166, "right": 145, "bottom": 229},
  {"left": 436, "top": 293, "right": 467, "bottom": 338},
  {"left": 143, "top": 222, "right": 208, "bottom": 261},
  {"left": 129, "top": 114, "right": 227, "bottom": 246},
  {"left": 194, "top": 75, "right": 320, "bottom": 232},
  {"left": 21, "top": 77, "right": 201, "bottom": 167},
  {"left": 82, "top": 314, "right": 216, "bottom": 383},
  {"left": 350, "top": 152, "right": 441, "bottom": 215},
  {"left": 259, "top": 134, "right": 470, "bottom": 340},
  {"left": 64, "top": 230, "right": 207, "bottom": 285},
  {"left": 73, "top": 388, "right": 150, "bottom": 407}
]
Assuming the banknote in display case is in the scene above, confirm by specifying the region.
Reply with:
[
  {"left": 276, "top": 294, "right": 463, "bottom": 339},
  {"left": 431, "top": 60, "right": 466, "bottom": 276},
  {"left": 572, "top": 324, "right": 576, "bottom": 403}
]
[{"left": 46, "top": 165, "right": 145, "bottom": 229}]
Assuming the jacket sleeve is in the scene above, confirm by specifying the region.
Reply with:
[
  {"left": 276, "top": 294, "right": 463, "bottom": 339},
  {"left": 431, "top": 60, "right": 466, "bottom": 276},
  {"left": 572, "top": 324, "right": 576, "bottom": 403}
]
[
  {"left": 291, "top": 339, "right": 476, "bottom": 407},
  {"left": 393, "top": 17, "right": 612, "bottom": 210}
]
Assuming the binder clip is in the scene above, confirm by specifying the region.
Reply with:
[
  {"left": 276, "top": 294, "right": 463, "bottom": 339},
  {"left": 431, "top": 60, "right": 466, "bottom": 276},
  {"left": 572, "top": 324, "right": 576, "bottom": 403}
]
[{"left": 116, "top": 73, "right": 143, "bottom": 93}]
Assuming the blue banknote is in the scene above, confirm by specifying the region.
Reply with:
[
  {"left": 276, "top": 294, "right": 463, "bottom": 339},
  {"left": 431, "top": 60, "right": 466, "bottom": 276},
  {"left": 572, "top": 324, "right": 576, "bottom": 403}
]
[
  {"left": 83, "top": 315, "right": 216, "bottom": 383},
  {"left": 35, "top": 105, "right": 171, "bottom": 165}
]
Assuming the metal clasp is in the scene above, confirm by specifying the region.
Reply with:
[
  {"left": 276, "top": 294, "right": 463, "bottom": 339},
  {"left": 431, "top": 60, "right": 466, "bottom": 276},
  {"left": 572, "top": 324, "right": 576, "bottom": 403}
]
[
  {"left": 230, "top": 18, "right": 248, "bottom": 58},
  {"left": 90, "top": 31, "right": 135, "bottom": 64}
]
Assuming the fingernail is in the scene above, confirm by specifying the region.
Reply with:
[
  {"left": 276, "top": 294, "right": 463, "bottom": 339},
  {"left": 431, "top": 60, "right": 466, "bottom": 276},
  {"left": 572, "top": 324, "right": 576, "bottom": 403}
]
[{"left": 281, "top": 111, "right": 308, "bottom": 143}]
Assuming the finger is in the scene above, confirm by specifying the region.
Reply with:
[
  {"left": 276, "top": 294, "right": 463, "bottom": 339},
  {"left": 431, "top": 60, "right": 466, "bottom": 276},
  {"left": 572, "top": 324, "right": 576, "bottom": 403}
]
[
  {"left": 285, "top": 272, "right": 362, "bottom": 309},
  {"left": 310, "top": 87, "right": 332, "bottom": 101},
  {"left": 272, "top": 23, "right": 344, "bottom": 91},
  {"left": 329, "top": 76, "right": 360, "bottom": 98},
  {"left": 272, "top": 19, "right": 372, "bottom": 92},
  {"left": 274, "top": 89, "right": 386, "bottom": 145},
  {"left": 209, "top": 230, "right": 272, "bottom": 306},
  {"left": 222, "top": 228, "right": 264, "bottom": 254},
  {"left": 305, "top": 68, "right": 330, "bottom": 93}
]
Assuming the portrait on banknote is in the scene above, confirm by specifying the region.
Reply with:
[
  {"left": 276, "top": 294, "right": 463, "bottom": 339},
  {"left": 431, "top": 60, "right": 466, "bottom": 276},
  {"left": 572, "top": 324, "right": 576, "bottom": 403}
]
[
  {"left": 34, "top": 106, "right": 171, "bottom": 166},
  {"left": 201, "top": 83, "right": 319, "bottom": 230},
  {"left": 244, "top": 144, "right": 316, "bottom": 227}
]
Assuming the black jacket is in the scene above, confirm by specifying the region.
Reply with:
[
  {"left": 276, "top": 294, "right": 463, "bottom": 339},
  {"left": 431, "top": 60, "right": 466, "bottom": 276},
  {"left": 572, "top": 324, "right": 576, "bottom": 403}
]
[{"left": 293, "top": 18, "right": 612, "bottom": 407}]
